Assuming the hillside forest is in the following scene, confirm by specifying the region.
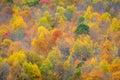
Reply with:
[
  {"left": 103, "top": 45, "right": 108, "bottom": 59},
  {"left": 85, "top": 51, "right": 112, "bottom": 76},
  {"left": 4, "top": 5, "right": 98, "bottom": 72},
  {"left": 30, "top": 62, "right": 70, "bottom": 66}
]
[{"left": 0, "top": 0, "right": 120, "bottom": 80}]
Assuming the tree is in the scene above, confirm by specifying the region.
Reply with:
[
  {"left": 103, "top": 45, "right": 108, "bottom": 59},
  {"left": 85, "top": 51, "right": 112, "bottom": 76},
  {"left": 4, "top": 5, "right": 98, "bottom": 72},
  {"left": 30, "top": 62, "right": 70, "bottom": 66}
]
[
  {"left": 39, "top": 11, "right": 53, "bottom": 28},
  {"left": 8, "top": 41, "right": 22, "bottom": 55},
  {"left": 23, "top": 62, "right": 42, "bottom": 80},
  {"left": 73, "top": 67, "right": 81, "bottom": 79},
  {"left": 31, "top": 26, "right": 51, "bottom": 54},
  {"left": 0, "top": 62, "right": 9, "bottom": 80},
  {"left": 65, "top": 5, "right": 77, "bottom": 21},
  {"left": 31, "top": 38, "right": 49, "bottom": 54},
  {"left": 78, "top": 16, "right": 85, "bottom": 23},
  {"left": 9, "top": 15, "right": 27, "bottom": 33},
  {"left": 90, "top": 57, "right": 97, "bottom": 65},
  {"left": 100, "top": 40, "right": 117, "bottom": 63},
  {"left": 12, "top": 6, "right": 20, "bottom": 14},
  {"left": 75, "top": 23, "right": 89, "bottom": 35},
  {"left": 99, "top": 59, "right": 109, "bottom": 72},
  {"left": 6, "top": 51, "right": 26, "bottom": 80},
  {"left": 25, "top": 51, "right": 43, "bottom": 67},
  {"left": 109, "top": 57, "right": 120, "bottom": 80},
  {"left": 40, "top": 58, "right": 53, "bottom": 80},
  {"left": 71, "top": 35, "right": 94, "bottom": 60},
  {"left": 40, "top": 0, "right": 49, "bottom": 5},
  {"left": 101, "top": 12, "right": 111, "bottom": 21},
  {"left": 6, "top": 51, "right": 26, "bottom": 65},
  {"left": 84, "top": 6, "right": 93, "bottom": 20},
  {"left": 55, "top": 6, "right": 66, "bottom": 22},
  {"left": 0, "top": 25, "right": 10, "bottom": 38},
  {"left": 47, "top": 47, "right": 63, "bottom": 69},
  {"left": 52, "top": 29, "right": 62, "bottom": 45},
  {"left": 7, "top": 0, "right": 13, "bottom": 3},
  {"left": 37, "top": 26, "right": 50, "bottom": 39},
  {"left": 110, "top": 18, "right": 120, "bottom": 32},
  {"left": 22, "top": 0, "right": 39, "bottom": 7}
]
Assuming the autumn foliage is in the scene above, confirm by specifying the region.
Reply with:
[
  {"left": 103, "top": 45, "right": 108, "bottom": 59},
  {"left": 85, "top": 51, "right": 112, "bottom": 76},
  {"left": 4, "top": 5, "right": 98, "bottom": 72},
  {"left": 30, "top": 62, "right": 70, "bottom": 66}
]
[{"left": 0, "top": 0, "right": 120, "bottom": 80}]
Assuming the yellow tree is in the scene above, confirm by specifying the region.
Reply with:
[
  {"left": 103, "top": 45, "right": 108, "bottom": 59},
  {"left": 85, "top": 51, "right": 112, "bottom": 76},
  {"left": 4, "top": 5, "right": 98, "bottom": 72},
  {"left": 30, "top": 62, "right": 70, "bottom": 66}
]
[
  {"left": 110, "top": 18, "right": 120, "bottom": 32},
  {"left": 39, "top": 11, "right": 53, "bottom": 29},
  {"left": 71, "top": 35, "right": 95, "bottom": 60},
  {"left": 31, "top": 26, "right": 51, "bottom": 55},
  {"left": 9, "top": 15, "right": 27, "bottom": 33},
  {"left": 101, "top": 12, "right": 111, "bottom": 21},
  {"left": 23, "top": 62, "right": 42, "bottom": 80},
  {"left": 5, "top": 51, "right": 26, "bottom": 80},
  {"left": 84, "top": 6, "right": 93, "bottom": 20}
]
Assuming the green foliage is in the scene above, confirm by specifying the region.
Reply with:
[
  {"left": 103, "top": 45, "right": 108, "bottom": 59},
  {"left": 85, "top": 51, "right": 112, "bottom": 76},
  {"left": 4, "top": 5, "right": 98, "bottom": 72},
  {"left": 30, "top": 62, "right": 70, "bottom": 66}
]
[
  {"left": 75, "top": 23, "right": 89, "bottom": 35},
  {"left": 0, "top": 0, "right": 120, "bottom": 80},
  {"left": 26, "top": 51, "right": 43, "bottom": 66},
  {"left": 22, "top": 0, "right": 39, "bottom": 7},
  {"left": 100, "top": 60, "right": 109, "bottom": 72},
  {"left": 64, "top": 55, "right": 72, "bottom": 71},
  {"left": 77, "top": 61, "right": 85, "bottom": 68},
  {"left": 47, "top": 47, "right": 62, "bottom": 66},
  {"left": 65, "top": 5, "right": 77, "bottom": 20},
  {"left": 40, "top": 58, "right": 53, "bottom": 73},
  {"left": 39, "top": 11, "right": 53, "bottom": 26},
  {"left": 7, "top": 0, "right": 13, "bottom": 3},
  {"left": 23, "top": 62, "right": 42, "bottom": 80},
  {"left": 74, "top": 67, "right": 81, "bottom": 76},
  {"left": 55, "top": 6, "right": 67, "bottom": 21},
  {"left": 78, "top": 16, "right": 85, "bottom": 23}
]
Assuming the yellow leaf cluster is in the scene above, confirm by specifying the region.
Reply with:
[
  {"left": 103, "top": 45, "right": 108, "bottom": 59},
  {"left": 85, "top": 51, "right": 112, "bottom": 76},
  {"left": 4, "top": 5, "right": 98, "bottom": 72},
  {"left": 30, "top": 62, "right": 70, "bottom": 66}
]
[
  {"left": 72, "top": 35, "right": 94, "bottom": 55},
  {"left": 84, "top": 6, "right": 93, "bottom": 20},
  {"left": 59, "top": 17, "right": 64, "bottom": 24},
  {"left": 91, "top": 57, "right": 97, "bottom": 65},
  {"left": 12, "top": 6, "right": 20, "bottom": 13},
  {"left": 10, "top": 15, "right": 27, "bottom": 32},
  {"left": 1, "top": 39, "right": 12, "bottom": 46},
  {"left": 37, "top": 26, "right": 49, "bottom": 40},
  {"left": 6, "top": 51, "right": 26, "bottom": 65},
  {"left": 101, "top": 12, "right": 111, "bottom": 21},
  {"left": 88, "top": 22, "right": 101, "bottom": 31},
  {"left": 110, "top": 18, "right": 120, "bottom": 32}
]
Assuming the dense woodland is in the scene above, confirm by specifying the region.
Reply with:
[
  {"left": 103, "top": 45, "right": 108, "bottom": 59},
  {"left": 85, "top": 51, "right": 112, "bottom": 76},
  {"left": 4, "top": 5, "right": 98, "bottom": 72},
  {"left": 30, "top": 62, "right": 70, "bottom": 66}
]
[{"left": 0, "top": 0, "right": 120, "bottom": 80}]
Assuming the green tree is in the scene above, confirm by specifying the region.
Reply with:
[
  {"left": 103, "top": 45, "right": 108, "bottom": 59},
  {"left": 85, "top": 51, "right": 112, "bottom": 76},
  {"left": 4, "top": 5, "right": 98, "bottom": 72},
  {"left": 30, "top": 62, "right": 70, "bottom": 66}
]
[
  {"left": 78, "top": 16, "right": 85, "bottom": 23},
  {"left": 22, "top": 0, "right": 39, "bottom": 7},
  {"left": 23, "top": 62, "right": 42, "bottom": 80},
  {"left": 75, "top": 23, "right": 89, "bottom": 35},
  {"left": 40, "top": 58, "right": 53, "bottom": 79}
]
